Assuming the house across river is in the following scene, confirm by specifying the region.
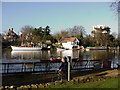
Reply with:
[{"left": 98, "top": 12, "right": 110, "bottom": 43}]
[{"left": 60, "top": 37, "right": 80, "bottom": 49}]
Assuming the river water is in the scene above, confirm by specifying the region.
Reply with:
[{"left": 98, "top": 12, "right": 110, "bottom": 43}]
[
  {"left": 2, "top": 48, "right": 120, "bottom": 63},
  {"left": 1, "top": 48, "right": 120, "bottom": 74}
]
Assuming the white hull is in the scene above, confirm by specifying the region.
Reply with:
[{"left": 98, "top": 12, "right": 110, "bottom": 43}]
[
  {"left": 86, "top": 47, "right": 108, "bottom": 51},
  {"left": 11, "top": 46, "right": 42, "bottom": 51}
]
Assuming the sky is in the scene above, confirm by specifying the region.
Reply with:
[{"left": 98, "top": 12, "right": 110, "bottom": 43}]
[{"left": 1, "top": 1, "right": 118, "bottom": 35}]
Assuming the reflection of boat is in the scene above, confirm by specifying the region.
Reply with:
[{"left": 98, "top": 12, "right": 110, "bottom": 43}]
[
  {"left": 11, "top": 51, "right": 42, "bottom": 59},
  {"left": 49, "top": 54, "right": 61, "bottom": 62},
  {"left": 57, "top": 48, "right": 66, "bottom": 51},
  {"left": 86, "top": 47, "right": 108, "bottom": 51},
  {"left": 11, "top": 46, "right": 42, "bottom": 51},
  {"left": 62, "top": 50, "right": 73, "bottom": 58},
  {"left": 42, "top": 46, "right": 51, "bottom": 50},
  {"left": 50, "top": 57, "right": 61, "bottom": 62}
]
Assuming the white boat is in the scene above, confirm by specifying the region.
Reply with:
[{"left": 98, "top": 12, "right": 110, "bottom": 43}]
[
  {"left": 86, "top": 47, "right": 108, "bottom": 51},
  {"left": 11, "top": 46, "right": 42, "bottom": 51},
  {"left": 42, "top": 46, "right": 51, "bottom": 50}
]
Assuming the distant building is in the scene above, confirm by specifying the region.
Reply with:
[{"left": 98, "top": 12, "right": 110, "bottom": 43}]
[
  {"left": 3, "top": 28, "right": 18, "bottom": 42},
  {"left": 91, "top": 25, "right": 110, "bottom": 37},
  {"left": 60, "top": 37, "right": 79, "bottom": 49},
  {"left": 19, "top": 32, "right": 33, "bottom": 40},
  {"left": 45, "top": 40, "right": 52, "bottom": 44}
]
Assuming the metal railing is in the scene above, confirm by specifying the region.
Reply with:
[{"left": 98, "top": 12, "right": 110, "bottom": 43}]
[{"left": 0, "top": 59, "right": 118, "bottom": 74}]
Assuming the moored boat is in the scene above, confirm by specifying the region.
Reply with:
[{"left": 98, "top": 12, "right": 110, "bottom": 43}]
[
  {"left": 11, "top": 46, "right": 42, "bottom": 51},
  {"left": 86, "top": 47, "right": 108, "bottom": 51}
]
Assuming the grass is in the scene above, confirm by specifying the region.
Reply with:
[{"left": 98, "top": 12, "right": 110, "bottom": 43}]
[
  {"left": 2, "top": 69, "right": 119, "bottom": 89},
  {"left": 47, "top": 76, "right": 119, "bottom": 88}
]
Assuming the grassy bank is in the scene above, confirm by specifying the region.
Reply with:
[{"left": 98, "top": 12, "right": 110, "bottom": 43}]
[
  {"left": 2, "top": 74, "right": 119, "bottom": 89},
  {"left": 2, "top": 69, "right": 113, "bottom": 86},
  {"left": 47, "top": 76, "right": 119, "bottom": 88},
  {"left": 1, "top": 69, "right": 119, "bottom": 89}
]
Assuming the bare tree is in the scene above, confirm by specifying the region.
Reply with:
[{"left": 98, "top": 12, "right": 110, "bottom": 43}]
[
  {"left": 60, "top": 30, "right": 69, "bottom": 38},
  {"left": 68, "top": 25, "right": 86, "bottom": 37},
  {"left": 21, "top": 25, "right": 34, "bottom": 34},
  {"left": 20, "top": 25, "right": 34, "bottom": 44},
  {"left": 110, "top": 0, "right": 120, "bottom": 14},
  {"left": 53, "top": 25, "right": 86, "bottom": 42},
  {"left": 110, "top": 0, "right": 120, "bottom": 38}
]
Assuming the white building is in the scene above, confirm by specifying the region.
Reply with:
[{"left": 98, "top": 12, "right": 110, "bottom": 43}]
[
  {"left": 60, "top": 37, "right": 80, "bottom": 49},
  {"left": 91, "top": 25, "right": 110, "bottom": 37}
]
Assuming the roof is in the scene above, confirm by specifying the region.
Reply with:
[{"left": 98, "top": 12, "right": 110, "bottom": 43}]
[{"left": 60, "top": 37, "right": 78, "bottom": 43}]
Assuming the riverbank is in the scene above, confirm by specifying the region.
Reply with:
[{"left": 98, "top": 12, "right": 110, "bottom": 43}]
[
  {"left": 46, "top": 69, "right": 119, "bottom": 88},
  {"left": 47, "top": 76, "right": 119, "bottom": 88},
  {"left": 1, "top": 69, "right": 119, "bottom": 89}
]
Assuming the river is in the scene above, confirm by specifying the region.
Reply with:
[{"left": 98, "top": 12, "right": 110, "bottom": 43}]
[
  {"left": 1, "top": 48, "right": 119, "bottom": 86},
  {"left": 2, "top": 48, "right": 120, "bottom": 64}
]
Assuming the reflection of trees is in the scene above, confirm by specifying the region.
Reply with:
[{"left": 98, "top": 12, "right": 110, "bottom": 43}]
[
  {"left": 118, "top": 51, "right": 120, "bottom": 64},
  {"left": 50, "top": 49, "right": 58, "bottom": 57},
  {"left": 78, "top": 50, "right": 85, "bottom": 60},
  {"left": 40, "top": 50, "right": 50, "bottom": 59},
  {"left": 3, "top": 49, "right": 119, "bottom": 62},
  {"left": 2, "top": 49, "right": 11, "bottom": 59},
  {"left": 91, "top": 50, "right": 115, "bottom": 60},
  {"left": 72, "top": 50, "right": 80, "bottom": 59}
]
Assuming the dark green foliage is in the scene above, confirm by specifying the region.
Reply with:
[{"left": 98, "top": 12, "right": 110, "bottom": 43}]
[{"left": 32, "top": 26, "right": 57, "bottom": 43}]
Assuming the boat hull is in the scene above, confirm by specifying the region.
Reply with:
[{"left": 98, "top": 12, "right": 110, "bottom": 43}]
[
  {"left": 11, "top": 46, "right": 42, "bottom": 51},
  {"left": 86, "top": 47, "right": 108, "bottom": 50}
]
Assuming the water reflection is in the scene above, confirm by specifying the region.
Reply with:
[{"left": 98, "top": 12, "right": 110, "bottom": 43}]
[
  {"left": 1, "top": 49, "right": 119, "bottom": 73},
  {"left": 11, "top": 51, "right": 51, "bottom": 60},
  {"left": 2, "top": 49, "right": 119, "bottom": 62},
  {"left": 91, "top": 50, "right": 114, "bottom": 60},
  {"left": 10, "top": 50, "right": 84, "bottom": 60},
  {"left": 60, "top": 50, "right": 84, "bottom": 59}
]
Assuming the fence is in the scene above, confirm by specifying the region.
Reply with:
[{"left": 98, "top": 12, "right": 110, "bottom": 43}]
[{"left": 0, "top": 59, "right": 118, "bottom": 74}]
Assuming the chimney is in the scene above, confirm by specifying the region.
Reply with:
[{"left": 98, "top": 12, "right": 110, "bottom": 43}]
[{"left": 11, "top": 28, "right": 13, "bottom": 31}]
